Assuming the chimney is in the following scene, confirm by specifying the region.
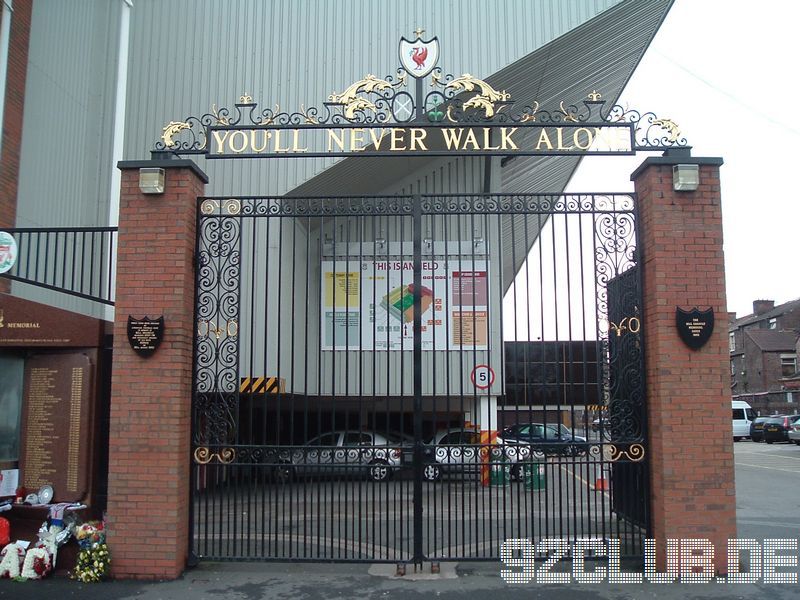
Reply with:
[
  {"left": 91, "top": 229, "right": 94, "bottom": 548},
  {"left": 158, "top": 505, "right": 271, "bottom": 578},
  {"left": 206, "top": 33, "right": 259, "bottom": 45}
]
[{"left": 753, "top": 300, "right": 775, "bottom": 316}]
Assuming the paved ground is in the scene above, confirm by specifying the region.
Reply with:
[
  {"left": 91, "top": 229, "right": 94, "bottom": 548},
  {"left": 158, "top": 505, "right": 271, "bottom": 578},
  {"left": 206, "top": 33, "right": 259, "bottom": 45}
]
[{"left": 3, "top": 440, "right": 800, "bottom": 599}]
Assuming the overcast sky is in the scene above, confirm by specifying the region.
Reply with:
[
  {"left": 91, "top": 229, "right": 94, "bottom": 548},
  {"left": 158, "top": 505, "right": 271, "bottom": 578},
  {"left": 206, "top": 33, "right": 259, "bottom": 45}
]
[{"left": 566, "top": 0, "right": 799, "bottom": 319}]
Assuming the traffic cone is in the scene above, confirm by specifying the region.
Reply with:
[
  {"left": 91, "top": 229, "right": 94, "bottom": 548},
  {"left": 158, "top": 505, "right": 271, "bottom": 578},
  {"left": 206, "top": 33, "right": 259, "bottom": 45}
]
[{"left": 592, "top": 464, "right": 608, "bottom": 491}]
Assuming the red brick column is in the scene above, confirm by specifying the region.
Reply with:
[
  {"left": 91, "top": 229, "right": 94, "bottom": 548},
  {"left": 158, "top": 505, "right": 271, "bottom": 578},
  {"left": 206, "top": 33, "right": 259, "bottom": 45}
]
[
  {"left": 633, "top": 149, "right": 736, "bottom": 575},
  {"left": 107, "top": 160, "right": 207, "bottom": 579},
  {"left": 0, "top": 0, "right": 33, "bottom": 294}
]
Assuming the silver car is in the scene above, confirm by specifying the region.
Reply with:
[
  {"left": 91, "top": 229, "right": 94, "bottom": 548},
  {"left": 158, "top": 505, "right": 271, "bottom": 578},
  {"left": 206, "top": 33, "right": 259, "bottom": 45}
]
[
  {"left": 421, "top": 428, "right": 530, "bottom": 481},
  {"left": 278, "top": 431, "right": 403, "bottom": 482}
]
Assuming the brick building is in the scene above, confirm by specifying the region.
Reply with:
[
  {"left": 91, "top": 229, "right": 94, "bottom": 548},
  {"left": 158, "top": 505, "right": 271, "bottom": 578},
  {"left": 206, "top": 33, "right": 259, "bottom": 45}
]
[{"left": 729, "top": 298, "right": 800, "bottom": 413}]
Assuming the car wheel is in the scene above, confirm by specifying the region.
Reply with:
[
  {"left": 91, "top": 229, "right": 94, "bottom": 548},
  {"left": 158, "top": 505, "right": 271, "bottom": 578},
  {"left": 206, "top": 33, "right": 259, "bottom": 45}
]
[
  {"left": 369, "top": 459, "right": 391, "bottom": 482},
  {"left": 423, "top": 463, "right": 441, "bottom": 482},
  {"left": 734, "top": 437, "right": 740, "bottom": 442},
  {"left": 766, "top": 440, "right": 773, "bottom": 444},
  {"left": 794, "top": 441, "right": 800, "bottom": 446}
]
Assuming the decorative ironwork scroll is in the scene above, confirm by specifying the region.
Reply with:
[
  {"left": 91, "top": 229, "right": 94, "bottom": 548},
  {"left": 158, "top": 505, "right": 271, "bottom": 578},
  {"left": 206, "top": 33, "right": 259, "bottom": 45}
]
[{"left": 155, "top": 34, "right": 687, "bottom": 159}]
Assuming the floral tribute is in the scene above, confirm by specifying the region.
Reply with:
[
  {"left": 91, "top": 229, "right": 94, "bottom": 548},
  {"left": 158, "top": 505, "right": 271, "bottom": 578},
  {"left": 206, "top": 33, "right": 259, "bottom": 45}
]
[
  {"left": 0, "top": 543, "right": 24, "bottom": 578},
  {"left": 70, "top": 521, "right": 110, "bottom": 582},
  {"left": 20, "top": 547, "right": 51, "bottom": 579}
]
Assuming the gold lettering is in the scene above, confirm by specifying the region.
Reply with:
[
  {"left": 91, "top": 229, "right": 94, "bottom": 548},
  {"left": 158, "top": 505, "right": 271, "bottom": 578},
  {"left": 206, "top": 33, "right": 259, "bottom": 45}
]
[
  {"left": 273, "top": 130, "right": 290, "bottom": 153},
  {"left": 212, "top": 130, "right": 230, "bottom": 154},
  {"left": 573, "top": 127, "right": 594, "bottom": 150},
  {"left": 482, "top": 128, "right": 500, "bottom": 150},
  {"left": 250, "top": 129, "right": 269, "bottom": 153},
  {"left": 291, "top": 129, "right": 308, "bottom": 152},
  {"left": 390, "top": 128, "right": 406, "bottom": 151},
  {"left": 368, "top": 128, "right": 388, "bottom": 149},
  {"left": 462, "top": 128, "right": 479, "bottom": 150},
  {"left": 350, "top": 128, "right": 366, "bottom": 152},
  {"left": 228, "top": 131, "right": 248, "bottom": 154},
  {"left": 328, "top": 129, "right": 346, "bottom": 152},
  {"left": 556, "top": 128, "right": 573, "bottom": 151},
  {"left": 441, "top": 128, "right": 464, "bottom": 150},
  {"left": 500, "top": 127, "right": 519, "bottom": 150},
  {"left": 535, "top": 129, "right": 553, "bottom": 150},
  {"left": 409, "top": 128, "right": 428, "bottom": 151}
]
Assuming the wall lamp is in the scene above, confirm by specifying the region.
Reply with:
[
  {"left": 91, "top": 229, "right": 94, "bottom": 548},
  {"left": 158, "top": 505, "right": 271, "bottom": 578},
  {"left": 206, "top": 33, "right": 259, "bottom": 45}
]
[
  {"left": 672, "top": 164, "right": 699, "bottom": 192},
  {"left": 139, "top": 167, "right": 165, "bottom": 194}
]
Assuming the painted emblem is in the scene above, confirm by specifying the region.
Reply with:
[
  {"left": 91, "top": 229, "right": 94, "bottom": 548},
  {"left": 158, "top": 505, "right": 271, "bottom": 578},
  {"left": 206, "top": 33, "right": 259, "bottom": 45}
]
[
  {"left": 0, "top": 231, "right": 18, "bottom": 275},
  {"left": 399, "top": 30, "right": 439, "bottom": 78},
  {"left": 675, "top": 307, "right": 714, "bottom": 350},
  {"left": 127, "top": 315, "right": 165, "bottom": 358}
]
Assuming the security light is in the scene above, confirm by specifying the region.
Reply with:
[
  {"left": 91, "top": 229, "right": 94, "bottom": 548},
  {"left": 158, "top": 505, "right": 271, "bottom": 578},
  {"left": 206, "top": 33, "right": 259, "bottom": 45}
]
[
  {"left": 139, "top": 167, "right": 165, "bottom": 194},
  {"left": 672, "top": 164, "right": 699, "bottom": 192}
]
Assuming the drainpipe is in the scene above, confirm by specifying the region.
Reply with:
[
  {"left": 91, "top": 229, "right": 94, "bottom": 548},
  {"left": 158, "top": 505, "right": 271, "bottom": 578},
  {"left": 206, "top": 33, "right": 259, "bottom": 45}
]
[
  {"left": 106, "top": 0, "right": 132, "bottom": 320},
  {"left": 0, "top": 0, "right": 13, "bottom": 158}
]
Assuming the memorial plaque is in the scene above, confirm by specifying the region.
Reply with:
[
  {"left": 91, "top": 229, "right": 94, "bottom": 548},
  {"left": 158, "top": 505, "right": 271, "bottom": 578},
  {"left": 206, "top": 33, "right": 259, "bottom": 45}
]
[
  {"left": 18, "top": 353, "right": 93, "bottom": 502},
  {"left": 0, "top": 293, "right": 105, "bottom": 347},
  {"left": 127, "top": 316, "right": 164, "bottom": 357},
  {"left": 676, "top": 306, "right": 714, "bottom": 350}
]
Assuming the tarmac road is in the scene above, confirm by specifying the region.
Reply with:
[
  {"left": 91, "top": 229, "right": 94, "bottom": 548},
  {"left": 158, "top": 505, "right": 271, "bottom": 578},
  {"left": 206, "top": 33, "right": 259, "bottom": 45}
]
[{"left": 2, "top": 441, "right": 800, "bottom": 599}]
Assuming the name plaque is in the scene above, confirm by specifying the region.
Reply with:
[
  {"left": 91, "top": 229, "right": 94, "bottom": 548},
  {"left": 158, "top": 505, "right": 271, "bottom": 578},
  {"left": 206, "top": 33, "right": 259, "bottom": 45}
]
[
  {"left": 676, "top": 307, "right": 714, "bottom": 350},
  {"left": 127, "top": 316, "right": 165, "bottom": 357},
  {"left": 19, "top": 353, "right": 92, "bottom": 502}
]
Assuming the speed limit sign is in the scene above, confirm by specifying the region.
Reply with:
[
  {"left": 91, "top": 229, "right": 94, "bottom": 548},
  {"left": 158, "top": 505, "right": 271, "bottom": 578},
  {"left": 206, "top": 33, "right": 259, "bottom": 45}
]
[{"left": 471, "top": 364, "right": 495, "bottom": 390}]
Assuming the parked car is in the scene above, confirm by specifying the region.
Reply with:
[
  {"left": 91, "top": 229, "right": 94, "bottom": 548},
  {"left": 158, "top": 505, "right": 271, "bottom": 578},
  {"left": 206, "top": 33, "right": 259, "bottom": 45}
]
[
  {"left": 277, "top": 431, "right": 403, "bottom": 482},
  {"left": 788, "top": 420, "right": 800, "bottom": 445},
  {"left": 420, "top": 428, "right": 530, "bottom": 482},
  {"left": 749, "top": 416, "right": 771, "bottom": 442},
  {"left": 762, "top": 415, "right": 800, "bottom": 444},
  {"left": 499, "top": 422, "right": 588, "bottom": 457},
  {"left": 591, "top": 417, "right": 609, "bottom": 432}
]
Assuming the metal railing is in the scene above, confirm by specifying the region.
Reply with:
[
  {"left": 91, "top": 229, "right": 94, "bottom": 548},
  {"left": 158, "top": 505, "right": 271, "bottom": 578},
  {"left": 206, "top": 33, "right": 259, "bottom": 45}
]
[{"left": 0, "top": 227, "right": 117, "bottom": 306}]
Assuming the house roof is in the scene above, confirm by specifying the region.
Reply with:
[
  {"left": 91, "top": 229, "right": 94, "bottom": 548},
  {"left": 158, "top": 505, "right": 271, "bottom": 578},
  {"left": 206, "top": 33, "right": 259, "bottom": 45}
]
[
  {"left": 745, "top": 329, "right": 798, "bottom": 353},
  {"left": 732, "top": 297, "right": 800, "bottom": 329}
]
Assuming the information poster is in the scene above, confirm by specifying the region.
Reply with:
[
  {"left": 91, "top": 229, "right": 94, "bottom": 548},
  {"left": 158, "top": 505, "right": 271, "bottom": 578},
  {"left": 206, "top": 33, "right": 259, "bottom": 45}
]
[{"left": 321, "top": 259, "right": 488, "bottom": 350}]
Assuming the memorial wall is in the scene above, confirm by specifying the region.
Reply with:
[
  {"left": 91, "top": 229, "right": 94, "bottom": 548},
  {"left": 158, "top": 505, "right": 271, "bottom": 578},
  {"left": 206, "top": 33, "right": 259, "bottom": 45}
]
[{"left": 0, "top": 293, "right": 109, "bottom": 507}]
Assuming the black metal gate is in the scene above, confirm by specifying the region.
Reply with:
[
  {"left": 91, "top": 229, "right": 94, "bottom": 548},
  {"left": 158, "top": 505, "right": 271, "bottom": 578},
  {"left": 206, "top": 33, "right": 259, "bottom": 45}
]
[{"left": 190, "top": 192, "right": 647, "bottom": 562}]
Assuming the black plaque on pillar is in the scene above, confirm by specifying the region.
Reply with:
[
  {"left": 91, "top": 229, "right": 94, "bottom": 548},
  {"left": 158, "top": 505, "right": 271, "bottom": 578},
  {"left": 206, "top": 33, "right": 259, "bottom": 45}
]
[
  {"left": 127, "top": 316, "right": 165, "bottom": 357},
  {"left": 676, "top": 307, "right": 714, "bottom": 350}
]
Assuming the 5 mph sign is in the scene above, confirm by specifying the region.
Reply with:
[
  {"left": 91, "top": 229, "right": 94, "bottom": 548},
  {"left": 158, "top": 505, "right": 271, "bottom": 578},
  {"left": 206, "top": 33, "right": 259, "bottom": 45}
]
[{"left": 471, "top": 364, "right": 495, "bottom": 390}]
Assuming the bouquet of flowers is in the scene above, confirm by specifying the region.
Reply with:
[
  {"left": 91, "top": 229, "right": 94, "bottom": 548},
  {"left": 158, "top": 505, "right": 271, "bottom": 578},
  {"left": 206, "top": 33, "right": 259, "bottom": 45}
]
[
  {"left": 73, "top": 521, "right": 105, "bottom": 550},
  {"left": 70, "top": 541, "right": 110, "bottom": 583},
  {"left": 70, "top": 520, "right": 109, "bottom": 582}
]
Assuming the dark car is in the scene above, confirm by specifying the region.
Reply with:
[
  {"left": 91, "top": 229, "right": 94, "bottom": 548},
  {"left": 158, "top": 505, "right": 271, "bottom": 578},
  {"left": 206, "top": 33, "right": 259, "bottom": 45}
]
[
  {"left": 749, "top": 416, "right": 771, "bottom": 442},
  {"left": 762, "top": 415, "right": 800, "bottom": 444},
  {"left": 499, "top": 423, "right": 588, "bottom": 457}
]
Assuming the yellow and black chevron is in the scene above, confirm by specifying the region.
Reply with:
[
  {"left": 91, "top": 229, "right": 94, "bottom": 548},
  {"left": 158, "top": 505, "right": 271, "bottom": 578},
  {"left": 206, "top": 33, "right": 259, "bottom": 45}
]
[{"left": 240, "top": 376, "right": 285, "bottom": 394}]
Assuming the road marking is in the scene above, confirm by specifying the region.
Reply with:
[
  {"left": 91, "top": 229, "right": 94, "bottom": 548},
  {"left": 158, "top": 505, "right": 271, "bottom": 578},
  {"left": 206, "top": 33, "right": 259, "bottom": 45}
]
[
  {"left": 735, "top": 461, "right": 800, "bottom": 474},
  {"left": 559, "top": 463, "right": 609, "bottom": 496}
]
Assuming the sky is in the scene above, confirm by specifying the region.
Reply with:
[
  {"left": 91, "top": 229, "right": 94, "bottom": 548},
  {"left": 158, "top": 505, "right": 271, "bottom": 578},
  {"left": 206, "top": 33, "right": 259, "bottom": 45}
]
[{"left": 566, "top": 0, "right": 800, "bottom": 319}]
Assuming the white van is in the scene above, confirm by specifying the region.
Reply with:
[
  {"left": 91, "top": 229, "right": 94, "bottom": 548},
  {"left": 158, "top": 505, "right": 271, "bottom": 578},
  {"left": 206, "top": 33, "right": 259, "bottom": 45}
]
[{"left": 732, "top": 400, "right": 756, "bottom": 441}]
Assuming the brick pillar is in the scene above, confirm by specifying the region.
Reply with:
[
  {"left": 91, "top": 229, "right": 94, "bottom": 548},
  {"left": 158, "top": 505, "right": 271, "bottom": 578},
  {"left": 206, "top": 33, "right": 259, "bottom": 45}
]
[
  {"left": 0, "top": 0, "right": 33, "bottom": 294},
  {"left": 633, "top": 149, "right": 736, "bottom": 575},
  {"left": 107, "top": 159, "right": 207, "bottom": 579}
]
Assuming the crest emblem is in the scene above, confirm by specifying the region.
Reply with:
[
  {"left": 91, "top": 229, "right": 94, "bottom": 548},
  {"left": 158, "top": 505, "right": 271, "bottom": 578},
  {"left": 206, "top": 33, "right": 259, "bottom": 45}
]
[
  {"left": 399, "top": 31, "right": 439, "bottom": 78},
  {"left": 675, "top": 307, "right": 714, "bottom": 350},
  {"left": 0, "top": 231, "right": 17, "bottom": 275},
  {"left": 127, "top": 315, "right": 165, "bottom": 358}
]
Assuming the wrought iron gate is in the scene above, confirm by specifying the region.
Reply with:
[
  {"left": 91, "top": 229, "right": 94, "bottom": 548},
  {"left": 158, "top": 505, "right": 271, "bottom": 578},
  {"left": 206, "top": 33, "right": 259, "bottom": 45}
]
[{"left": 190, "top": 192, "right": 647, "bottom": 562}]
